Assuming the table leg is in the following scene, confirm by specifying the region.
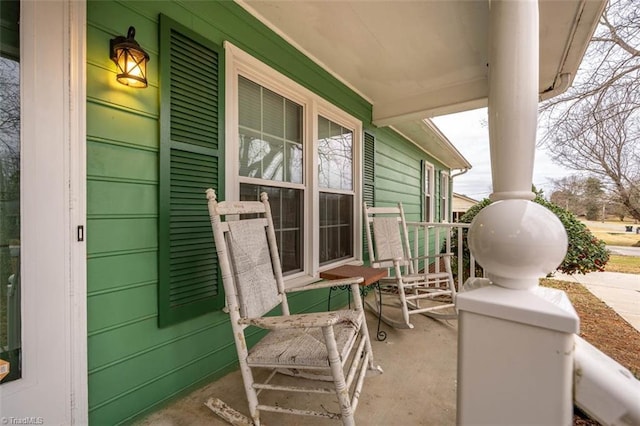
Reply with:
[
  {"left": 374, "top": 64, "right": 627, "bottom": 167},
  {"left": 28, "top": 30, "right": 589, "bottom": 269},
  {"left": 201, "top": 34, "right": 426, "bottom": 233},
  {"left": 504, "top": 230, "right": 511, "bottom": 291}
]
[
  {"left": 328, "top": 283, "right": 386, "bottom": 341},
  {"left": 372, "top": 282, "right": 387, "bottom": 341}
]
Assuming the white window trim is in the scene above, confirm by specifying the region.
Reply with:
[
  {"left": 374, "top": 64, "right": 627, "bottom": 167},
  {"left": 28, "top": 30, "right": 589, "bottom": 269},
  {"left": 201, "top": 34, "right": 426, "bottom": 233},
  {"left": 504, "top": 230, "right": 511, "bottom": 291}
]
[
  {"left": 224, "top": 42, "right": 363, "bottom": 284},
  {"left": 424, "top": 161, "right": 435, "bottom": 222},
  {"left": 440, "top": 171, "right": 451, "bottom": 223}
]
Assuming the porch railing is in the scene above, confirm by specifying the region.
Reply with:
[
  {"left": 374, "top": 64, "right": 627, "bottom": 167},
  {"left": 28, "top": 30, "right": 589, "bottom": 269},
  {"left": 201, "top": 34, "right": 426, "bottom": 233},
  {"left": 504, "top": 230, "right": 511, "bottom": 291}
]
[{"left": 406, "top": 221, "right": 484, "bottom": 289}]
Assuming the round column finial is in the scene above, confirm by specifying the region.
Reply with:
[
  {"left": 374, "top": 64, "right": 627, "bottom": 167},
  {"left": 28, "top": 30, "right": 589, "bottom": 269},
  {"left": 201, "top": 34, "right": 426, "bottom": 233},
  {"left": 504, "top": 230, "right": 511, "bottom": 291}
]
[{"left": 467, "top": 199, "right": 567, "bottom": 290}]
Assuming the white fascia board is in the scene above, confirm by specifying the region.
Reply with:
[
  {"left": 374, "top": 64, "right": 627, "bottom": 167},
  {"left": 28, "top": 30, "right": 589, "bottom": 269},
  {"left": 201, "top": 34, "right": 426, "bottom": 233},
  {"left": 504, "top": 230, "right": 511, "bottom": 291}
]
[
  {"left": 391, "top": 120, "right": 472, "bottom": 170},
  {"left": 423, "top": 118, "right": 472, "bottom": 169}
]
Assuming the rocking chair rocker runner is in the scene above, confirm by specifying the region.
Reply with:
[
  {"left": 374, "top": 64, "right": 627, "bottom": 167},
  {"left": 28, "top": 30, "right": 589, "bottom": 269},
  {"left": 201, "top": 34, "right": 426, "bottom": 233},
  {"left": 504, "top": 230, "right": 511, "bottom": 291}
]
[
  {"left": 363, "top": 202, "right": 457, "bottom": 329},
  {"left": 205, "top": 189, "right": 382, "bottom": 425}
]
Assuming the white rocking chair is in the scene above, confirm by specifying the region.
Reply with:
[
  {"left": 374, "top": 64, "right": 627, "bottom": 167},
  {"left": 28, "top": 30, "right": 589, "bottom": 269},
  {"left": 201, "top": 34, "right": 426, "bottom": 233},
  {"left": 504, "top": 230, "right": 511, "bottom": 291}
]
[
  {"left": 363, "top": 202, "right": 457, "bottom": 329},
  {"left": 205, "top": 189, "right": 382, "bottom": 426}
]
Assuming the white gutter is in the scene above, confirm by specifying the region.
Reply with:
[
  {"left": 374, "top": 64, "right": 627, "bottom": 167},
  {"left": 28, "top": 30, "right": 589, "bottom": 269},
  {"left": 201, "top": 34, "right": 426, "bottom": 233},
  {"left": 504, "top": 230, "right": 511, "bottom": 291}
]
[{"left": 539, "top": 73, "right": 572, "bottom": 101}]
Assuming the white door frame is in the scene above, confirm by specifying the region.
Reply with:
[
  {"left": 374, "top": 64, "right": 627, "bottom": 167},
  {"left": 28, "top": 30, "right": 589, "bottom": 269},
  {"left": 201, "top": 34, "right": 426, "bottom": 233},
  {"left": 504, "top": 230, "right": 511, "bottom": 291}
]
[
  {"left": 0, "top": 0, "right": 87, "bottom": 423},
  {"left": 68, "top": 0, "right": 89, "bottom": 422}
]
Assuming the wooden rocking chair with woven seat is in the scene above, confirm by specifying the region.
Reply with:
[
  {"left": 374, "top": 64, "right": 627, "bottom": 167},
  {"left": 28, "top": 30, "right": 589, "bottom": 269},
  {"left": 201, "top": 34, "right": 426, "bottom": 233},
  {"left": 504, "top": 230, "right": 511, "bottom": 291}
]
[
  {"left": 363, "top": 201, "right": 457, "bottom": 329},
  {"left": 205, "top": 189, "right": 382, "bottom": 426}
]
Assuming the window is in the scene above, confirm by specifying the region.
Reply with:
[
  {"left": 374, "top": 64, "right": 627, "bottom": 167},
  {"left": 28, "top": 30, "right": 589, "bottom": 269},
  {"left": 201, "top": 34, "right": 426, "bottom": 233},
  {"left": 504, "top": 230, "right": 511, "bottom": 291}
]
[
  {"left": 227, "top": 43, "right": 362, "bottom": 281},
  {"left": 318, "top": 116, "right": 354, "bottom": 265},
  {"left": 423, "top": 161, "right": 435, "bottom": 222},
  {"left": 440, "top": 171, "right": 450, "bottom": 222},
  {"left": 0, "top": 0, "right": 21, "bottom": 384},
  {"left": 238, "top": 76, "right": 303, "bottom": 184},
  {"left": 237, "top": 76, "right": 304, "bottom": 274}
]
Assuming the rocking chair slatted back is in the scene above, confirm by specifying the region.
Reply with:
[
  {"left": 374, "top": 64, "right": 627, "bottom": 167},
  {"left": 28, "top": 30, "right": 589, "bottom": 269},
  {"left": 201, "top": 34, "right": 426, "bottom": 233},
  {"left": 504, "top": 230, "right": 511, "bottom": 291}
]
[
  {"left": 365, "top": 204, "right": 414, "bottom": 272},
  {"left": 372, "top": 217, "right": 407, "bottom": 269},
  {"left": 227, "top": 219, "right": 281, "bottom": 318},
  {"left": 208, "top": 189, "right": 289, "bottom": 321}
]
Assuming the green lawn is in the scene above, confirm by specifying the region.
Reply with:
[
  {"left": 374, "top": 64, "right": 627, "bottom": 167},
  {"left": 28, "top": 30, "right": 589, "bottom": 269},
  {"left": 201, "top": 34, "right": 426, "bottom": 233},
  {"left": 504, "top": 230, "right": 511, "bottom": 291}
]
[
  {"left": 582, "top": 220, "right": 640, "bottom": 247},
  {"left": 605, "top": 254, "right": 640, "bottom": 274}
]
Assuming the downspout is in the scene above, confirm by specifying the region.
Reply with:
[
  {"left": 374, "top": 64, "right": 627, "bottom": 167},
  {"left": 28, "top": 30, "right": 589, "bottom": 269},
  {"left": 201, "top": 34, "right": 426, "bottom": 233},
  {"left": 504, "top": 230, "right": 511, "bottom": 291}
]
[
  {"left": 451, "top": 168, "right": 470, "bottom": 179},
  {"left": 450, "top": 168, "right": 469, "bottom": 222}
]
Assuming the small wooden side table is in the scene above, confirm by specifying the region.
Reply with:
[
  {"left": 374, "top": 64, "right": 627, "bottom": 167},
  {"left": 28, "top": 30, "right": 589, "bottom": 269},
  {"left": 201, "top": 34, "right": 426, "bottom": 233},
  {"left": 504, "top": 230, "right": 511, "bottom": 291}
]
[{"left": 320, "top": 264, "right": 387, "bottom": 341}]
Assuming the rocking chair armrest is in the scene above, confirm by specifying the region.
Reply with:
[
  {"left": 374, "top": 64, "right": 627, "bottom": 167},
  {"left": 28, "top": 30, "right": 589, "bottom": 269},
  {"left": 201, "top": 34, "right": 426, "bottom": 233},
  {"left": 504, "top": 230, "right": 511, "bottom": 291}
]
[
  {"left": 397, "top": 272, "right": 451, "bottom": 283},
  {"left": 408, "top": 253, "right": 454, "bottom": 261},
  {"left": 374, "top": 256, "right": 404, "bottom": 266},
  {"left": 238, "top": 311, "right": 351, "bottom": 330},
  {"left": 285, "top": 277, "right": 364, "bottom": 293}
]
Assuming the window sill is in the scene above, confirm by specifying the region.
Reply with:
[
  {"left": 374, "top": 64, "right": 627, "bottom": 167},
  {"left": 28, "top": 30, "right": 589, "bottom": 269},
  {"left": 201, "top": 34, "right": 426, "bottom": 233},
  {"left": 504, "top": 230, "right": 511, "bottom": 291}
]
[{"left": 284, "top": 275, "right": 323, "bottom": 290}]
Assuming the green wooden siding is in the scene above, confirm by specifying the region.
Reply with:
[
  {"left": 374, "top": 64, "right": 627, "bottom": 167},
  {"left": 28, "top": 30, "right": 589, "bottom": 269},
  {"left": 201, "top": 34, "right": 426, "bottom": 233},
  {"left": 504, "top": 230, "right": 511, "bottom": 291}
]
[
  {"left": 371, "top": 126, "right": 449, "bottom": 259},
  {"left": 86, "top": 1, "right": 450, "bottom": 423}
]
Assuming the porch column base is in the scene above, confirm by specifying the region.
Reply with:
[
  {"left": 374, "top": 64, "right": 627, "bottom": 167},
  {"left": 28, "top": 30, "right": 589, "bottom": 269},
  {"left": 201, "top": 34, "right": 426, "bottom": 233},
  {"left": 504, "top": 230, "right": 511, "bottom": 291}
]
[{"left": 456, "top": 285, "right": 579, "bottom": 425}]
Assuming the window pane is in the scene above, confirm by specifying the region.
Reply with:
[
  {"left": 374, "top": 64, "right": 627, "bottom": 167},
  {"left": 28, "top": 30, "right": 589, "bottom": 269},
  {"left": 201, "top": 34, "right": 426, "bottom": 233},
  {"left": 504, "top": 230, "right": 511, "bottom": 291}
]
[
  {"left": 240, "top": 184, "right": 303, "bottom": 274},
  {"left": 319, "top": 193, "right": 353, "bottom": 264},
  {"left": 424, "top": 166, "right": 433, "bottom": 222},
  {"left": 425, "top": 195, "right": 431, "bottom": 222},
  {"left": 262, "top": 135, "right": 284, "bottom": 182},
  {"left": 0, "top": 0, "right": 21, "bottom": 384},
  {"left": 285, "top": 99, "right": 302, "bottom": 143},
  {"left": 286, "top": 142, "right": 302, "bottom": 184},
  {"left": 238, "top": 76, "right": 261, "bottom": 129},
  {"left": 262, "top": 87, "right": 284, "bottom": 137},
  {"left": 440, "top": 173, "right": 449, "bottom": 222},
  {"left": 280, "top": 230, "right": 301, "bottom": 274},
  {"left": 238, "top": 76, "right": 303, "bottom": 184},
  {"left": 239, "top": 129, "right": 264, "bottom": 179},
  {"left": 318, "top": 116, "right": 352, "bottom": 191}
]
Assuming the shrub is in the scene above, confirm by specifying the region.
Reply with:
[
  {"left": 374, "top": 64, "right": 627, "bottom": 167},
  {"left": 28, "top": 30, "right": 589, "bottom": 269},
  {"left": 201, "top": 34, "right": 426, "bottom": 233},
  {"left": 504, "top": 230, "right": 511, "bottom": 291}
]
[{"left": 450, "top": 195, "right": 609, "bottom": 278}]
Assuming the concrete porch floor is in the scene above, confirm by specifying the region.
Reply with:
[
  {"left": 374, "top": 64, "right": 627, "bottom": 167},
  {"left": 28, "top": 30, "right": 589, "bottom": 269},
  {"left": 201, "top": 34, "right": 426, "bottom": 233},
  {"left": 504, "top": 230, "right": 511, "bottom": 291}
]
[{"left": 136, "top": 302, "right": 458, "bottom": 425}]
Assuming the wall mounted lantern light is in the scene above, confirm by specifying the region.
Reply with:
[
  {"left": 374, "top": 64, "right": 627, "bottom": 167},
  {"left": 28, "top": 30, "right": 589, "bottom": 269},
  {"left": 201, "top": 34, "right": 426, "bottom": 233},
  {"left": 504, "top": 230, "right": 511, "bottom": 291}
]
[{"left": 109, "top": 26, "right": 149, "bottom": 88}]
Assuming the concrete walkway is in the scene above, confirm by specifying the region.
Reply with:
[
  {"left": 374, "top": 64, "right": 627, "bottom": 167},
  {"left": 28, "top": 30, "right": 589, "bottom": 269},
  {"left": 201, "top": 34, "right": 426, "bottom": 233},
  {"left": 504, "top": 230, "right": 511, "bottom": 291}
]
[
  {"left": 608, "top": 245, "right": 640, "bottom": 257},
  {"left": 555, "top": 271, "right": 640, "bottom": 332}
]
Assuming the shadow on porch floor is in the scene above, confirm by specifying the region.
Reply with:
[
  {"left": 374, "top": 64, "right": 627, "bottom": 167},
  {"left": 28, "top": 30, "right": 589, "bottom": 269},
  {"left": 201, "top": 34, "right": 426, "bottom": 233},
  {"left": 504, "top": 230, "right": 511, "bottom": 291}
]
[{"left": 135, "top": 301, "right": 458, "bottom": 425}]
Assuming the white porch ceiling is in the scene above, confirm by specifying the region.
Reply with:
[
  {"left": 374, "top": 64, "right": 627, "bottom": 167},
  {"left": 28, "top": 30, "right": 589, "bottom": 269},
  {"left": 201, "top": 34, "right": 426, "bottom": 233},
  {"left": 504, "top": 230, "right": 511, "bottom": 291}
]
[{"left": 238, "top": 0, "right": 605, "bottom": 169}]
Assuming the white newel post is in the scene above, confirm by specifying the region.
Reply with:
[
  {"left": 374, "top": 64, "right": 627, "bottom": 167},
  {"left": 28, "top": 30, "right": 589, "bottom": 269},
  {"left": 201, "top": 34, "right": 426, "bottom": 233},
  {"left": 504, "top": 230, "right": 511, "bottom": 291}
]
[{"left": 456, "top": 1, "right": 580, "bottom": 425}]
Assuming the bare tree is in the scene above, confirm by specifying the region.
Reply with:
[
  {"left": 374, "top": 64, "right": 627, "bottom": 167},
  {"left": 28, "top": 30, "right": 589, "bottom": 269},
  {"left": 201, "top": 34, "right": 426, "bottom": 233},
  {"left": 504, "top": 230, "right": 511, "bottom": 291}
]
[
  {"left": 550, "top": 175, "right": 585, "bottom": 215},
  {"left": 0, "top": 58, "right": 20, "bottom": 172},
  {"left": 540, "top": 0, "right": 640, "bottom": 221}
]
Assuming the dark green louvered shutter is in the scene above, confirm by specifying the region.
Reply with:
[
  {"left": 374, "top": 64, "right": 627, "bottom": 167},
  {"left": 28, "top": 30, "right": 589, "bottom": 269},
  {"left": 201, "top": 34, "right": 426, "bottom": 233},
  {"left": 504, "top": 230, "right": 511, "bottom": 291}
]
[
  {"left": 363, "top": 132, "right": 375, "bottom": 262},
  {"left": 158, "top": 15, "right": 224, "bottom": 327}
]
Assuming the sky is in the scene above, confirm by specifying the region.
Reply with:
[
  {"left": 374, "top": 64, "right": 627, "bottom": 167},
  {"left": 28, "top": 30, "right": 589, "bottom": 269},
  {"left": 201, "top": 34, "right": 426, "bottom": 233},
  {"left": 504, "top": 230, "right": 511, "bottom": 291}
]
[{"left": 432, "top": 108, "right": 574, "bottom": 201}]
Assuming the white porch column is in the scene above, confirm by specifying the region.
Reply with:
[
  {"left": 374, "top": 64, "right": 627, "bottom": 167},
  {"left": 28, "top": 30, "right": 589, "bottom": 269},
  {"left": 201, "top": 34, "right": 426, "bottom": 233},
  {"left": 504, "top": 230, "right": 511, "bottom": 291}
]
[
  {"left": 487, "top": 0, "right": 538, "bottom": 202},
  {"left": 456, "top": 1, "right": 579, "bottom": 425}
]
